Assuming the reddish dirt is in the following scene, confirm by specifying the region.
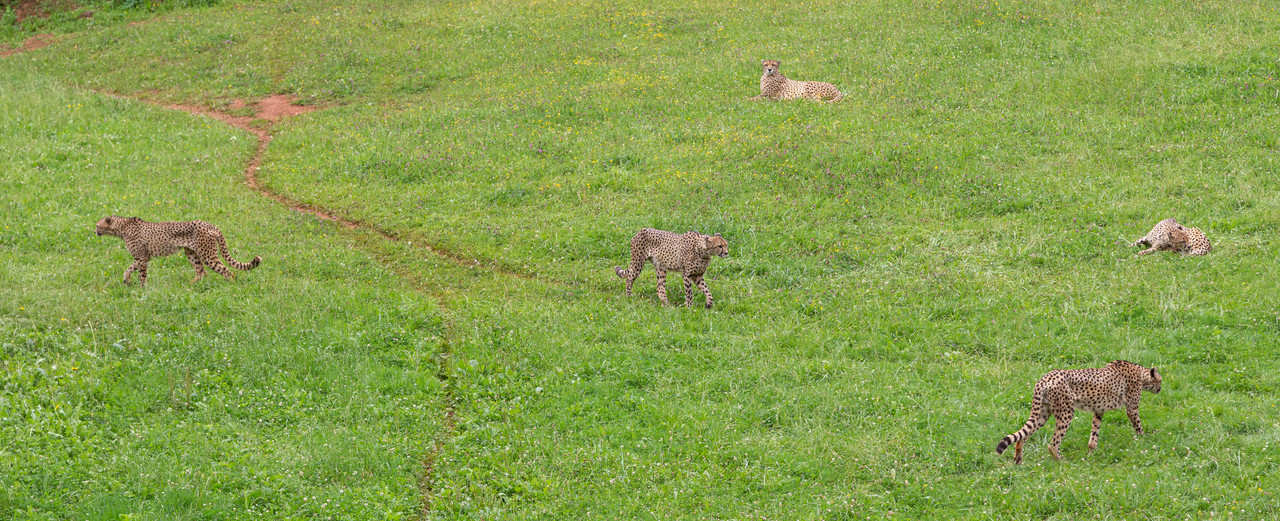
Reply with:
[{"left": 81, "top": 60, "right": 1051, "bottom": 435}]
[
  {"left": 255, "top": 94, "right": 315, "bottom": 120},
  {"left": 0, "top": 33, "right": 57, "bottom": 58},
  {"left": 12, "top": 0, "right": 78, "bottom": 22}
]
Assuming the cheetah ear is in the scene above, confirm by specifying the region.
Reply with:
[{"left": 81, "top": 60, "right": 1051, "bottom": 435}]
[
  {"left": 1150, "top": 367, "right": 1158, "bottom": 378},
  {"left": 104, "top": 216, "right": 112, "bottom": 224},
  {"left": 714, "top": 233, "right": 722, "bottom": 237}
]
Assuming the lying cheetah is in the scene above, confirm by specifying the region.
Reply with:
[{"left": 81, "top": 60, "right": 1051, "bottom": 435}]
[
  {"left": 748, "top": 59, "right": 842, "bottom": 102},
  {"left": 1128, "top": 218, "right": 1211, "bottom": 256},
  {"left": 614, "top": 228, "right": 728, "bottom": 309},
  {"left": 95, "top": 215, "right": 261, "bottom": 286},
  {"left": 996, "top": 360, "right": 1162, "bottom": 464}
]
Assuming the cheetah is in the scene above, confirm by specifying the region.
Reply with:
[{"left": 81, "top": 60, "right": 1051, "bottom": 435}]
[
  {"left": 748, "top": 60, "right": 842, "bottom": 102},
  {"left": 996, "top": 360, "right": 1162, "bottom": 464},
  {"left": 614, "top": 228, "right": 728, "bottom": 309},
  {"left": 95, "top": 215, "right": 261, "bottom": 286},
  {"left": 1128, "top": 218, "right": 1211, "bottom": 256}
]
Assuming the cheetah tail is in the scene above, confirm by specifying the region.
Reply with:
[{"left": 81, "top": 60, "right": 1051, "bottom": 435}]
[
  {"left": 996, "top": 411, "right": 1045, "bottom": 455},
  {"left": 218, "top": 236, "right": 262, "bottom": 271}
]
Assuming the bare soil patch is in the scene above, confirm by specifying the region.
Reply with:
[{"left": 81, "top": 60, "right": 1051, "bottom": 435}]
[{"left": 0, "top": 33, "right": 56, "bottom": 58}]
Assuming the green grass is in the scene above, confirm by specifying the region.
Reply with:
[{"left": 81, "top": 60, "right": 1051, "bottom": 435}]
[{"left": 3, "top": 0, "right": 1280, "bottom": 518}]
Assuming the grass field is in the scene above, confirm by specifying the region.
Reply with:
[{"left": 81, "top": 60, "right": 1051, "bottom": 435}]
[{"left": 2, "top": 0, "right": 1279, "bottom": 518}]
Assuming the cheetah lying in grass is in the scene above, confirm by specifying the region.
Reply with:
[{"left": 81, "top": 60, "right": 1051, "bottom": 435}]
[
  {"left": 96, "top": 215, "right": 261, "bottom": 286},
  {"left": 1128, "top": 218, "right": 1211, "bottom": 256},
  {"left": 748, "top": 59, "right": 842, "bottom": 102}
]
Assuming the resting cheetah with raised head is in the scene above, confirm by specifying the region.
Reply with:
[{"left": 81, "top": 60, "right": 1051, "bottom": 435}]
[
  {"left": 1128, "top": 218, "right": 1211, "bottom": 256},
  {"left": 748, "top": 60, "right": 842, "bottom": 102},
  {"left": 95, "top": 216, "right": 261, "bottom": 286},
  {"left": 615, "top": 228, "right": 728, "bottom": 309},
  {"left": 996, "top": 360, "right": 1162, "bottom": 464}
]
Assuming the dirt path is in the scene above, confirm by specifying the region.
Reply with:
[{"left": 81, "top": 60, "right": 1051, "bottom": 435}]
[
  {"left": 136, "top": 94, "right": 525, "bottom": 517},
  {"left": 0, "top": 34, "right": 57, "bottom": 58},
  {"left": 112, "top": 93, "right": 543, "bottom": 281}
]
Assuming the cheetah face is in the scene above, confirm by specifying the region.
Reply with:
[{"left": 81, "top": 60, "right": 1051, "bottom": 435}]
[
  {"left": 761, "top": 60, "right": 780, "bottom": 76},
  {"left": 95, "top": 215, "right": 122, "bottom": 237},
  {"left": 1146, "top": 367, "right": 1162, "bottom": 394},
  {"left": 705, "top": 234, "right": 729, "bottom": 257}
]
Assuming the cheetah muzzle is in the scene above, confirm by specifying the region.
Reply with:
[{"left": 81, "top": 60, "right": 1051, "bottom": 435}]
[
  {"left": 614, "top": 228, "right": 728, "bottom": 309},
  {"left": 95, "top": 215, "right": 262, "bottom": 286}
]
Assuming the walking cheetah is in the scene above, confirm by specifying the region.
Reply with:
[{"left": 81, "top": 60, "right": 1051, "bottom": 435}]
[
  {"left": 996, "top": 360, "right": 1162, "bottom": 464},
  {"left": 748, "top": 59, "right": 842, "bottom": 102},
  {"left": 95, "top": 215, "right": 261, "bottom": 286},
  {"left": 1128, "top": 218, "right": 1211, "bottom": 256},
  {"left": 614, "top": 228, "right": 728, "bottom": 309}
]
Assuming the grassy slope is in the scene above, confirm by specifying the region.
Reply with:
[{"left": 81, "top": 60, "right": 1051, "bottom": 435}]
[
  {"left": 5, "top": 0, "right": 1280, "bottom": 518},
  {"left": 0, "top": 65, "right": 452, "bottom": 518}
]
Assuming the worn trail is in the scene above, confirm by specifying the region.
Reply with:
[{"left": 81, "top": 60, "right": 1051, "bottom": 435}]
[
  {"left": 98, "top": 92, "right": 509, "bottom": 516},
  {"left": 118, "top": 93, "right": 543, "bottom": 281}
]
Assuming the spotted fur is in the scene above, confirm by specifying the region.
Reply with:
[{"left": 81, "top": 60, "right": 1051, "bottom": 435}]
[
  {"left": 614, "top": 228, "right": 728, "bottom": 309},
  {"left": 95, "top": 215, "right": 261, "bottom": 286},
  {"left": 1129, "top": 218, "right": 1211, "bottom": 256},
  {"left": 748, "top": 60, "right": 842, "bottom": 102},
  {"left": 996, "top": 360, "right": 1162, "bottom": 464}
]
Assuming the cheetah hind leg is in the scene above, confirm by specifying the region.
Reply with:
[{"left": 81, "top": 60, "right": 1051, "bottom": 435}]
[
  {"left": 654, "top": 271, "right": 671, "bottom": 306},
  {"left": 1013, "top": 440, "right": 1024, "bottom": 464},
  {"left": 198, "top": 240, "right": 235, "bottom": 281},
  {"left": 185, "top": 248, "right": 207, "bottom": 283},
  {"left": 615, "top": 254, "right": 646, "bottom": 296},
  {"left": 1047, "top": 409, "right": 1074, "bottom": 461}
]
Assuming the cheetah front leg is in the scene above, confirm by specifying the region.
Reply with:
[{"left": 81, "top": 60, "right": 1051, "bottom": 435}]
[
  {"left": 122, "top": 259, "right": 144, "bottom": 285},
  {"left": 694, "top": 274, "right": 713, "bottom": 309},
  {"left": 682, "top": 274, "right": 695, "bottom": 307},
  {"left": 185, "top": 248, "right": 207, "bottom": 283},
  {"left": 135, "top": 260, "right": 150, "bottom": 287},
  {"left": 1125, "top": 407, "right": 1143, "bottom": 436},
  {"left": 1088, "top": 412, "right": 1104, "bottom": 451},
  {"left": 654, "top": 271, "right": 671, "bottom": 306}
]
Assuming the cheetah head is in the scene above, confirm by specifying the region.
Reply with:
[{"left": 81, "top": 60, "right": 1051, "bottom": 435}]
[
  {"left": 1145, "top": 367, "right": 1162, "bottom": 394},
  {"left": 704, "top": 233, "right": 729, "bottom": 258},
  {"left": 1166, "top": 227, "right": 1190, "bottom": 252},
  {"left": 761, "top": 60, "right": 780, "bottom": 76},
  {"left": 95, "top": 215, "right": 125, "bottom": 237}
]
